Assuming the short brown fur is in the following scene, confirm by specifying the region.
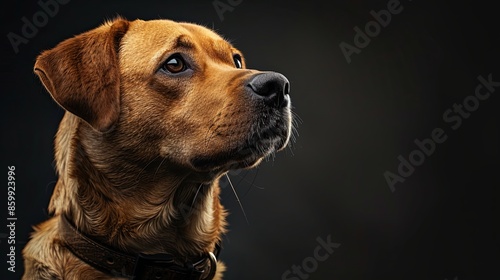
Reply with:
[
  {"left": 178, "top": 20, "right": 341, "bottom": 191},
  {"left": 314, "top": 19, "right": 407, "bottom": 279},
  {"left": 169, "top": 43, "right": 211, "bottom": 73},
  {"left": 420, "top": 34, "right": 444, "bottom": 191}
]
[{"left": 23, "top": 18, "right": 292, "bottom": 279}]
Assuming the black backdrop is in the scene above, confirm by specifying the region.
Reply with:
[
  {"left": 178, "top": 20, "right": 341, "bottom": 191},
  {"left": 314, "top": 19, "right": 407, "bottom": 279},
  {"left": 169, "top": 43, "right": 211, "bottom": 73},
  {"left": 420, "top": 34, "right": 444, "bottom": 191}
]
[{"left": 1, "top": 0, "right": 499, "bottom": 279}]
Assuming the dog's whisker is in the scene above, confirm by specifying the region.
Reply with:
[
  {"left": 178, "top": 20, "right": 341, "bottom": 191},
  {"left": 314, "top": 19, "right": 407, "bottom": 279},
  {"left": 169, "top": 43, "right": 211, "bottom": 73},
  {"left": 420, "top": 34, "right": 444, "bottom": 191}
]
[
  {"left": 154, "top": 156, "right": 168, "bottom": 179},
  {"left": 133, "top": 154, "right": 161, "bottom": 185},
  {"left": 248, "top": 169, "right": 264, "bottom": 190},
  {"left": 286, "top": 110, "right": 301, "bottom": 156},
  {"left": 190, "top": 183, "right": 205, "bottom": 209},
  {"left": 225, "top": 174, "right": 249, "bottom": 225},
  {"left": 240, "top": 169, "right": 264, "bottom": 199},
  {"left": 234, "top": 169, "right": 250, "bottom": 187},
  {"left": 45, "top": 180, "right": 57, "bottom": 193},
  {"left": 291, "top": 117, "right": 301, "bottom": 140}
]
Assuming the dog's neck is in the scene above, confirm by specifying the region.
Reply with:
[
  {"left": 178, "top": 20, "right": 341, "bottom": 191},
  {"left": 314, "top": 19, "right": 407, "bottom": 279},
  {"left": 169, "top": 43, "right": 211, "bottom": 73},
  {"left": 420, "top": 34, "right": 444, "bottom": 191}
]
[{"left": 50, "top": 114, "right": 226, "bottom": 258}]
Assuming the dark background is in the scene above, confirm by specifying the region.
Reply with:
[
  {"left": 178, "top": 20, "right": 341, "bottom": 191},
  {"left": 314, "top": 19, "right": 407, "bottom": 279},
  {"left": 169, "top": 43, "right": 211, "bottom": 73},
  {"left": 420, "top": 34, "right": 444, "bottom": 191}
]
[{"left": 1, "top": 0, "right": 499, "bottom": 279}]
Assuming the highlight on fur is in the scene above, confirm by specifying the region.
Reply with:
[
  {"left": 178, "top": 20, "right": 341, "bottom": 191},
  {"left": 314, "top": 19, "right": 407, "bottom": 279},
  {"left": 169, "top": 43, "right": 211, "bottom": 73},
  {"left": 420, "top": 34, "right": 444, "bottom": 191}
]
[{"left": 23, "top": 17, "right": 292, "bottom": 280}]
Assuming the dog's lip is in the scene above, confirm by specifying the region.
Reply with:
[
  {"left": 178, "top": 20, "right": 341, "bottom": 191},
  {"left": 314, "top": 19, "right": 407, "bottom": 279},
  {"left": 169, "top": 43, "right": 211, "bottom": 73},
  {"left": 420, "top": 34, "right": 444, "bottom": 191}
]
[
  {"left": 190, "top": 146, "right": 257, "bottom": 172},
  {"left": 190, "top": 133, "right": 287, "bottom": 172}
]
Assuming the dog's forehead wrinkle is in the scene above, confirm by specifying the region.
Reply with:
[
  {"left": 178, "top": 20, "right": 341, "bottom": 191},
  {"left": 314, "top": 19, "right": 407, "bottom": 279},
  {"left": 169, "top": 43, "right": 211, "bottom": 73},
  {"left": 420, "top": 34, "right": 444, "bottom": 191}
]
[
  {"left": 210, "top": 40, "right": 237, "bottom": 65},
  {"left": 178, "top": 21, "right": 237, "bottom": 62},
  {"left": 174, "top": 34, "right": 196, "bottom": 50}
]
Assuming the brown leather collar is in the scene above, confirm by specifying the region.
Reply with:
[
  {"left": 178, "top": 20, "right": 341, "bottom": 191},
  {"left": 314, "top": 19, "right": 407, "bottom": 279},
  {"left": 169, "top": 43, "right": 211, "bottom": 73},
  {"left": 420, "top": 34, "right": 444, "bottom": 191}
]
[{"left": 59, "top": 215, "right": 219, "bottom": 280}]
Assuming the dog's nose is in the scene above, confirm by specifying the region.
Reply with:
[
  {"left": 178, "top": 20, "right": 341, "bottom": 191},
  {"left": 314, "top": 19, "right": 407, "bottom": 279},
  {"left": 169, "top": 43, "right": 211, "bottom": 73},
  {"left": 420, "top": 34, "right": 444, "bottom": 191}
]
[{"left": 247, "top": 72, "right": 290, "bottom": 108}]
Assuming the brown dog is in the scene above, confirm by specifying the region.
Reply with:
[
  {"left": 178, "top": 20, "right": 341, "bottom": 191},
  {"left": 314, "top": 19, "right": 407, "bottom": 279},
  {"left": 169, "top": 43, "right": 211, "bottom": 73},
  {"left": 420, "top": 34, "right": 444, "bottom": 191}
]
[{"left": 22, "top": 18, "right": 292, "bottom": 279}]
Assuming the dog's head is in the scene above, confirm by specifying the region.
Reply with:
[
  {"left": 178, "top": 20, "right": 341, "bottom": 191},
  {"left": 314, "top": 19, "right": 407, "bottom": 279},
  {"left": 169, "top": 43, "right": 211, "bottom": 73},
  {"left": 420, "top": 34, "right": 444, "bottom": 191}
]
[{"left": 35, "top": 18, "right": 292, "bottom": 180}]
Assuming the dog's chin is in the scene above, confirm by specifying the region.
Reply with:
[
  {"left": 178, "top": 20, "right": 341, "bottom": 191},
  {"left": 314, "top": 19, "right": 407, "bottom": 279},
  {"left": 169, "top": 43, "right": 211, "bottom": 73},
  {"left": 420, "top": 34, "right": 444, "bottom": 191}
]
[
  {"left": 189, "top": 108, "right": 292, "bottom": 177},
  {"left": 189, "top": 134, "right": 289, "bottom": 174}
]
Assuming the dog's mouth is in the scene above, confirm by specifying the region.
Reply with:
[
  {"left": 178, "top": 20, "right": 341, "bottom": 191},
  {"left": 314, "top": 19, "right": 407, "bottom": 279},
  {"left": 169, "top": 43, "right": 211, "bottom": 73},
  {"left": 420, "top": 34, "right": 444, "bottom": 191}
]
[{"left": 190, "top": 109, "right": 291, "bottom": 172}]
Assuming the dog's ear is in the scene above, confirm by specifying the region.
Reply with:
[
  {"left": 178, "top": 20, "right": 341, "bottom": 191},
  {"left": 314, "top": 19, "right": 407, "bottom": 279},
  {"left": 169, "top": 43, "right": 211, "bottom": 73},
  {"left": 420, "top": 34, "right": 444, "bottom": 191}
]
[{"left": 34, "top": 19, "right": 130, "bottom": 132}]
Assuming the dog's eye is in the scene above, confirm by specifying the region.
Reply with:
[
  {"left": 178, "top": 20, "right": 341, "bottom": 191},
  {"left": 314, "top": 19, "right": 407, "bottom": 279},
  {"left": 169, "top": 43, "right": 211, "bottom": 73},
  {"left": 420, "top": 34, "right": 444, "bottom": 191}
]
[
  {"left": 162, "top": 55, "right": 187, "bottom": 73},
  {"left": 233, "top": 54, "right": 242, "bottom": 69}
]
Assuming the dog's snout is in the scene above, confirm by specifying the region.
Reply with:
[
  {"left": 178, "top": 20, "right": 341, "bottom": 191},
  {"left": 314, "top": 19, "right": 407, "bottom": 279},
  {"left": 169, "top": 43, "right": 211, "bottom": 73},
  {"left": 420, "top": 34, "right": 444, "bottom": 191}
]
[{"left": 247, "top": 72, "right": 290, "bottom": 107}]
